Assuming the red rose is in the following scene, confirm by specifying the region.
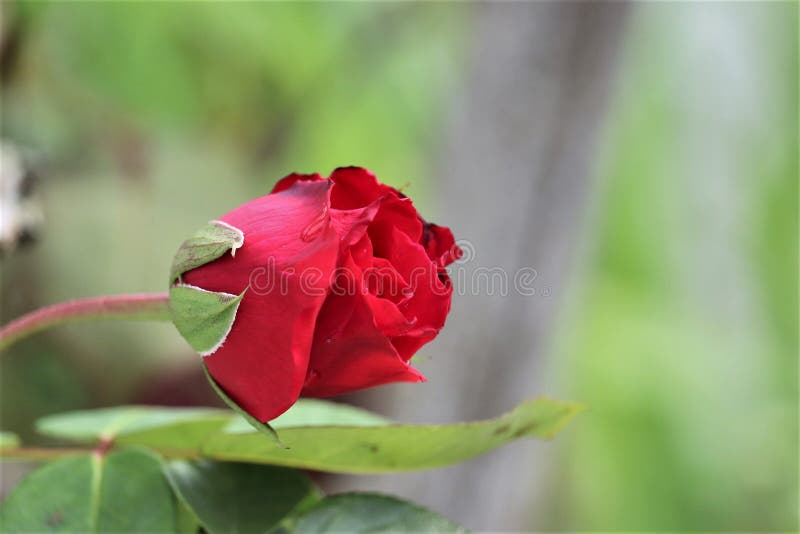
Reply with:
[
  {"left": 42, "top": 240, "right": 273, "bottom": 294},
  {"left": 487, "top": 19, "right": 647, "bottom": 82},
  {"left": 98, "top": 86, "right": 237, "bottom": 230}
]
[{"left": 173, "top": 167, "right": 460, "bottom": 422}]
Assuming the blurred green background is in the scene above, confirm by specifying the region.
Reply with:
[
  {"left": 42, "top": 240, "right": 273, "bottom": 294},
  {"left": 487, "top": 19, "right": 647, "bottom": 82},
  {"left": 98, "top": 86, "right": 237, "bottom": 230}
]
[
  {"left": 547, "top": 4, "right": 798, "bottom": 530},
  {"left": 0, "top": 1, "right": 796, "bottom": 532}
]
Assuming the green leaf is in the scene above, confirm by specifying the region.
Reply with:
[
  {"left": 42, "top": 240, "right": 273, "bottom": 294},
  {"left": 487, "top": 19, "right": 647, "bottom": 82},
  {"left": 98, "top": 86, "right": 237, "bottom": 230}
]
[
  {"left": 202, "top": 397, "right": 583, "bottom": 473},
  {"left": 0, "top": 449, "right": 176, "bottom": 532},
  {"left": 117, "top": 415, "right": 232, "bottom": 452},
  {"left": 170, "top": 284, "right": 246, "bottom": 356},
  {"left": 25, "top": 398, "right": 582, "bottom": 474},
  {"left": 164, "top": 460, "right": 319, "bottom": 534},
  {"left": 224, "top": 398, "right": 390, "bottom": 434},
  {"left": 0, "top": 431, "right": 20, "bottom": 449},
  {"left": 36, "top": 405, "right": 230, "bottom": 446},
  {"left": 203, "top": 364, "right": 283, "bottom": 447},
  {"left": 1, "top": 455, "right": 94, "bottom": 532},
  {"left": 272, "top": 399, "right": 390, "bottom": 429},
  {"left": 175, "top": 499, "right": 201, "bottom": 534},
  {"left": 292, "top": 493, "right": 466, "bottom": 533},
  {"left": 170, "top": 220, "right": 244, "bottom": 283}
]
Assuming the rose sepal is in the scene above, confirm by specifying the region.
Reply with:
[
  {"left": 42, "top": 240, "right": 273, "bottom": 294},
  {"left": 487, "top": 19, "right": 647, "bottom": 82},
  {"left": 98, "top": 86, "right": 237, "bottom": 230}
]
[
  {"left": 169, "top": 220, "right": 244, "bottom": 283},
  {"left": 169, "top": 284, "right": 246, "bottom": 356},
  {"left": 202, "top": 364, "right": 285, "bottom": 448}
]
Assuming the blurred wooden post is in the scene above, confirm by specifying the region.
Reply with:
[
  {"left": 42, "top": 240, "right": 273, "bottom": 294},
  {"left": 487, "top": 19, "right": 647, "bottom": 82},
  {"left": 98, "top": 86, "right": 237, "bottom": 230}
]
[{"left": 335, "top": 2, "right": 629, "bottom": 530}]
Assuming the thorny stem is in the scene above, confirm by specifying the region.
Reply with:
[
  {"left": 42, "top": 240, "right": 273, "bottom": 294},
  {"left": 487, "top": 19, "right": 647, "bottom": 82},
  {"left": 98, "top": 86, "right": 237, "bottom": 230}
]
[{"left": 0, "top": 293, "right": 171, "bottom": 351}]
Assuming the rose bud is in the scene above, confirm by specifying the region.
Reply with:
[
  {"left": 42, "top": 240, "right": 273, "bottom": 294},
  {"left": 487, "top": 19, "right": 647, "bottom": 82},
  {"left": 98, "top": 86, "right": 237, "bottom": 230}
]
[{"left": 169, "top": 167, "right": 461, "bottom": 422}]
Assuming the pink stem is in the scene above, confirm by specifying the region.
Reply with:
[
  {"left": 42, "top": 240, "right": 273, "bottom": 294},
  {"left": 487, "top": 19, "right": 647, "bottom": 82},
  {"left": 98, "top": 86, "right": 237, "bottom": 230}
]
[{"left": 0, "top": 293, "right": 171, "bottom": 351}]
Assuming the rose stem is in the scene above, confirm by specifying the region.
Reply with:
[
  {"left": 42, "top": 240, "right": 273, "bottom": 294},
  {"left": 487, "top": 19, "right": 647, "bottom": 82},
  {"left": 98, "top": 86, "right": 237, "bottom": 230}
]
[{"left": 0, "top": 293, "right": 171, "bottom": 351}]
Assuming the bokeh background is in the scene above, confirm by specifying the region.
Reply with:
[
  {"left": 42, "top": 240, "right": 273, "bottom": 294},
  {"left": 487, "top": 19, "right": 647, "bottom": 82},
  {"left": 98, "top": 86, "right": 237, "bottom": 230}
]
[{"left": 1, "top": 1, "right": 796, "bottom": 531}]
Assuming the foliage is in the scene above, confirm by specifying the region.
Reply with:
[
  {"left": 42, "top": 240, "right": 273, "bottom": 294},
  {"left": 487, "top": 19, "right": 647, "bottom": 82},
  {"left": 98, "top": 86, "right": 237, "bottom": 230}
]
[
  {"left": 1, "top": 398, "right": 579, "bottom": 531},
  {"left": 0, "top": 450, "right": 176, "bottom": 532},
  {"left": 291, "top": 493, "right": 466, "bottom": 533}
]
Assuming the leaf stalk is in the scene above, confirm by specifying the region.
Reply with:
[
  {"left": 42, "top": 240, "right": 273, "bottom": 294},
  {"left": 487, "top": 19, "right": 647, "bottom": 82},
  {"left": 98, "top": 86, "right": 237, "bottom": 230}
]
[{"left": 0, "top": 293, "right": 171, "bottom": 351}]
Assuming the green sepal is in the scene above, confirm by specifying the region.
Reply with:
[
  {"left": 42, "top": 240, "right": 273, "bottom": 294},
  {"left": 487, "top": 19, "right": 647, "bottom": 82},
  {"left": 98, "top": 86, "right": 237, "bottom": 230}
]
[
  {"left": 169, "top": 284, "right": 246, "bottom": 356},
  {"left": 170, "top": 220, "right": 244, "bottom": 283},
  {"left": 202, "top": 364, "right": 285, "bottom": 448}
]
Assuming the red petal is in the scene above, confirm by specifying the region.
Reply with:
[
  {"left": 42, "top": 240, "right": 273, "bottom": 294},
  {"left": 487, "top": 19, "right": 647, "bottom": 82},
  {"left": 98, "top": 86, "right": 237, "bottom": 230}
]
[
  {"left": 329, "top": 167, "right": 401, "bottom": 210},
  {"left": 183, "top": 180, "right": 338, "bottom": 422},
  {"left": 301, "top": 253, "right": 425, "bottom": 398},
  {"left": 365, "top": 293, "right": 418, "bottom": 337},
  {"left": 364, "top": 256, "right": 410, "bottom": 304},
  {"left": 271, "top": 172, "right": 327, "bottom": 194},
  {"left": 380, "top": 228, "right": 454, "bottom": 360},
  {"left": 390, "top": 330, "right": 438, "bottom": 361},
  {"left": 329, "top": 198, "right": 381, "bottom": 248},
  {"left": 421, "top": 222, "right": 461, "bottom": 267},
  {"left": 370, "top": 196, "right": 423, "bottom": 244}
]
